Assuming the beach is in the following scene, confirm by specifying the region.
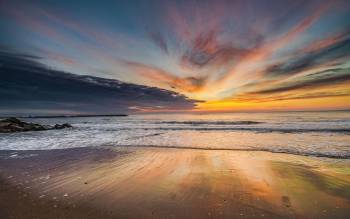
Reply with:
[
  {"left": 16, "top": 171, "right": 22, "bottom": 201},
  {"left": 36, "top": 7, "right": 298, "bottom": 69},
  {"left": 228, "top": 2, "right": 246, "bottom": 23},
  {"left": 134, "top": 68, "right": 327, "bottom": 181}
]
[
  {"left": 1, "top": 147, "right": 349, "bottom": 219},
  {"left": 1, "top": 0, "right": 350, "bottom": 217}
]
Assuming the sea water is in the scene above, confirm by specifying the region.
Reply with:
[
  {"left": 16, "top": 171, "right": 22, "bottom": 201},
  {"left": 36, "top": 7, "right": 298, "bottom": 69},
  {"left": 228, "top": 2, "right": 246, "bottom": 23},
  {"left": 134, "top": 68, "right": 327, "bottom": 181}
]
[{"left": 0, "top": 111, "right": 349, "bottom": 158}]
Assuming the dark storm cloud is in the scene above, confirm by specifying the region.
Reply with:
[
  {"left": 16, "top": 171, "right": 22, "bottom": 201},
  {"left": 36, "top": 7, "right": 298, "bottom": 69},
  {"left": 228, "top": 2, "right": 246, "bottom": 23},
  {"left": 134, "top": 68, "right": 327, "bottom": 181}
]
[{"left": 0, "top": 51, "right": 198, "bottom": 115}]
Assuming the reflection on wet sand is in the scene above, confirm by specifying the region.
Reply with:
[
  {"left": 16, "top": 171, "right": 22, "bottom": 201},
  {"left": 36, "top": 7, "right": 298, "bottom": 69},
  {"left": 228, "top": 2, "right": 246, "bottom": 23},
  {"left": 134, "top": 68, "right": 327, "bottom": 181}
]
[{"left": 0, "top": 147, "right": 349, "bottom": 219}]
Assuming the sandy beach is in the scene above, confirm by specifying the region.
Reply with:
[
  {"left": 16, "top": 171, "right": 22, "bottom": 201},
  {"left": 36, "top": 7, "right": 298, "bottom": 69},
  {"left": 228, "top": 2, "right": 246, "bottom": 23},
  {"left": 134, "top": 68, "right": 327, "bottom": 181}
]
[{"left": 0, "top": 147, "right": 349, "bottom": 219}]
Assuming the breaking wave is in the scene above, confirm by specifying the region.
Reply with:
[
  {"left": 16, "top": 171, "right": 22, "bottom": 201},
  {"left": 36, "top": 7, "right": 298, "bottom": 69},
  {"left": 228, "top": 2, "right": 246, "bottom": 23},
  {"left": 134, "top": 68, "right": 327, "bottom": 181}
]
[
  {"left": 117, "top": 127, "right": 350, "bottom": 134},
  {"left": 158, "top": 120, "right": 263, "bottom": 125}
]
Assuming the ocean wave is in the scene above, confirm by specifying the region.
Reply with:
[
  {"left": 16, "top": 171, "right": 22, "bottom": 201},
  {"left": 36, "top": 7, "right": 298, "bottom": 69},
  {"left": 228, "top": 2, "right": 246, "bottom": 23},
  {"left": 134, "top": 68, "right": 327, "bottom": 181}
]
[
  {"left": 116, "top": 127, "right": 350, "bottom": 134},
  {"left": 125, "top": 132, "right": 165, "bottom": 140},
  {"left": 158, "top": 120, "right": 263, "bottom": 125}
]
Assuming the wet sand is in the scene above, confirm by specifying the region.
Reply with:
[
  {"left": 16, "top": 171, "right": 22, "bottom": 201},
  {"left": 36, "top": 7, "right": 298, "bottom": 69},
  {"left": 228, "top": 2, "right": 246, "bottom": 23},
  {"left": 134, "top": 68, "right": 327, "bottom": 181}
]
[{"left": 0, "top": 147, "right": 349, "bottom": 219}]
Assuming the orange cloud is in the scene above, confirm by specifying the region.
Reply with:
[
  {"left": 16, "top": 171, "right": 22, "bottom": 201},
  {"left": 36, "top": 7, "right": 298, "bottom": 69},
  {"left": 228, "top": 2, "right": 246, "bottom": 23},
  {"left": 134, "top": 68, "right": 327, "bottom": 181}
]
[
  {"left": 194, "top": 2, "right": 335, "bottom": 100},
  {"left": 124, "top": 61, "right": 207, "bottom": 93}
]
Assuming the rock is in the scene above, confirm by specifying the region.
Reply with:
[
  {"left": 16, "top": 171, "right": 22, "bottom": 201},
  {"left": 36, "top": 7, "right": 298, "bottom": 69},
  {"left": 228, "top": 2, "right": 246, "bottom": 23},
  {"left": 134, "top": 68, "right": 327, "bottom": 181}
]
[
  {"left": 53, "top": 123, "right": 72, "bottom": 129},
  {"left": 0, "top": 118, "right": 73, "bottom": 133},
  {"left": 2, "top": 117, "right": 23, "bottom": 124}
]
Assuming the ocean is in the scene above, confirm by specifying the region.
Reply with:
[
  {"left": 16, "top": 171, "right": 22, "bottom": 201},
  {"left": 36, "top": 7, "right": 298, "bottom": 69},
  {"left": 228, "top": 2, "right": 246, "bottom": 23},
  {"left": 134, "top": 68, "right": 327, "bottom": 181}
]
[{"left": 1, "top": 111, "right": 349, "bottom": 158}]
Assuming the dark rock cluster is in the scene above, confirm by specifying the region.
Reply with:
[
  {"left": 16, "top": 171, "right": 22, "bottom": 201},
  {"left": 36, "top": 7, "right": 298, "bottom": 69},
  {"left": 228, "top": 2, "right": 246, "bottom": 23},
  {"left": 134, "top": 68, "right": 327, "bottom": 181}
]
[
  {"left": 0, "top": 117, "right": 72, "bottom": 133},
  {"left": 53, "top": 123, "right": 73, "bottom": 129}
]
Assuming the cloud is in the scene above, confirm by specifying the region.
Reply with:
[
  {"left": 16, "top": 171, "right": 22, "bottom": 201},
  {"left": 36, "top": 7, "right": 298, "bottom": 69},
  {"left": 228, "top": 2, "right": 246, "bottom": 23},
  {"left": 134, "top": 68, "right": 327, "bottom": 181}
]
[
  {"left": 149, "top": 31, "right": 168, "bottom": 54},
  {"left": 0, "top": 50, "right": 199, "bottom": 115},
  {"left": 124, "top": 61, "right": 207, "bottom": 92},
  {"left": 180, "top": 30, "right": 249, "bottom": 68},
  {"left": 248, "top": 68, "right": 350, "bottom": 95},
  {"left": 264, "top": 33, "right": 350, "bottom": 78},
  {"left": 230, "top": 89, "right": 350, "bottom": 103},
  {"left": 1, "top": 0, "right": 350, "bottom": 110}
]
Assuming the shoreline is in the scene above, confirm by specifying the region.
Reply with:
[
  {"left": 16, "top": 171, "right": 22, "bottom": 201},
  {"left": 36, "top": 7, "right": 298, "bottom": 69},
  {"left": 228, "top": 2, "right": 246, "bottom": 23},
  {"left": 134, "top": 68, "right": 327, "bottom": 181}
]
[
  {"left": 0, "top": 147, "right": 349, "bottom": 219},
  {"left": 2, "top": 144, "right": 349, "bottom": 159},
  {"left": 106, "top": 145, "right": 350, "bottom": 159}
]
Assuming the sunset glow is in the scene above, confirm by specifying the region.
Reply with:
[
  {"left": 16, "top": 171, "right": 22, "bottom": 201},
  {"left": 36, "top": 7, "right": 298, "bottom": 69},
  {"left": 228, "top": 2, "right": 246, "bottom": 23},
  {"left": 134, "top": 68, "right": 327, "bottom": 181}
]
[{"left": 1, "top": 0, "right": 350, "bottom": 114}]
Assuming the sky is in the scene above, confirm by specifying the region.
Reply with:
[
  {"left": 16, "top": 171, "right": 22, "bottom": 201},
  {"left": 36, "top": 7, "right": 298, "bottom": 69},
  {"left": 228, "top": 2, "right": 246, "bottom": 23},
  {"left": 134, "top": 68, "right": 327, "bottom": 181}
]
[{"left": 0, "top": 0, "right": 350, "bottom": 114}]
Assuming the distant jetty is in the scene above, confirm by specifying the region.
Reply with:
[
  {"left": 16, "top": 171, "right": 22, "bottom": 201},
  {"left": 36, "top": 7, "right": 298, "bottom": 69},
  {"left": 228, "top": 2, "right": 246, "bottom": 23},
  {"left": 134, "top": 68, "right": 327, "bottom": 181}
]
[
  {"left": 0, "top": 118, "right": 73, "bottom": 133},
  {"left": 15, "top": 114, "right": 128, "bottom": 119}
]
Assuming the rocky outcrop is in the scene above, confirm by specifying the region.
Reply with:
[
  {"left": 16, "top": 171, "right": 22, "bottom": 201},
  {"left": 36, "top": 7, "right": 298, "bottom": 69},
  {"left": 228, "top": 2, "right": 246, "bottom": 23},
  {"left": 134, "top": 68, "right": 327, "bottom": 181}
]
[
  {"left": 53, "top": 123, "right": 73, "bottom": 129},
  {"left": 0, "top": 117, "right": 72, "bottom": 133}
]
